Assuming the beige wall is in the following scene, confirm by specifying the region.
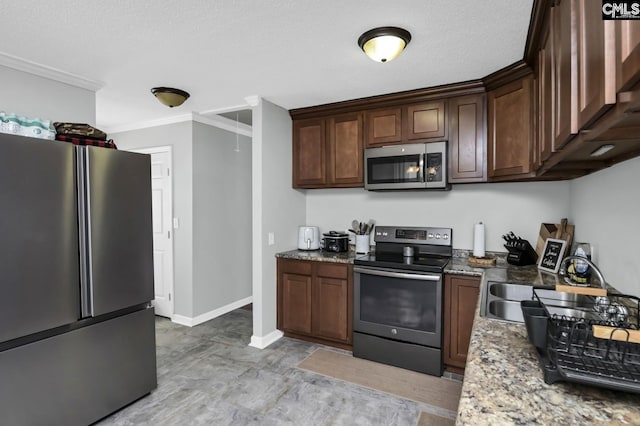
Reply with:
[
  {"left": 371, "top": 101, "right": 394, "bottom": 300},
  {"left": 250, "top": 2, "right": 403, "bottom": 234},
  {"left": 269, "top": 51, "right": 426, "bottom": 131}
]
[
  {"left": 251, "top": 98, "right": 306, "bottom": 343},
  {"left": 113, "top": 122, "right": 195, "bottom": 316},
  {"left": 192, "top": 121, "right": 252, "bottom": 317},
  {"left": 306, "top": 181, "right": 572, "bottom": 252},
  {"left": 570, "top": 156, "right": 640, "bottom": 296},
  {"left": 0, "top": 65, "right": 95, "bottom": 125}
]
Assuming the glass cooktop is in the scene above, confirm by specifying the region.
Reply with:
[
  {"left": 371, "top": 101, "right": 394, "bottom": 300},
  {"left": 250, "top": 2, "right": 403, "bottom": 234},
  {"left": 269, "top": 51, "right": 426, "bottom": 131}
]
[{"left": 354, "top": 252, "right": 450, "bottom": 273}]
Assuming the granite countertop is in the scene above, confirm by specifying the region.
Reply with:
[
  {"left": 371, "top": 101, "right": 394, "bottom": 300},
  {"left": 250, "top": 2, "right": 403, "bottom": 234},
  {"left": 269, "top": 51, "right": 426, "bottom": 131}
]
[
  {"left": 275, "top": 248, "right": 357, "bottom": 264},
  {"left": 454, "top": 257, "right": 640, "bottom": 425}
]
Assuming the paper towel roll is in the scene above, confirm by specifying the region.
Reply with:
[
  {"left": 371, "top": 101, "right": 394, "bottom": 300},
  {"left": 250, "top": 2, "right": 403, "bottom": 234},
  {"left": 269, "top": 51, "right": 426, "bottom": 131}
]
[{"left": 473, "top": 222, "right": 485, "bottom": 257}]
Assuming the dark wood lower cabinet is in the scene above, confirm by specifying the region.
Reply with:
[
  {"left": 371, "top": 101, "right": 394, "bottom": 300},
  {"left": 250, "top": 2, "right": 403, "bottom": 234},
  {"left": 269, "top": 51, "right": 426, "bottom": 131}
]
[
  {"left": 281, "top": 271, "right": 312, "bottom": 335},
  {"left": 444, "top": 274, "right": 481, "bottom": 372},
  {"left": 277, "top": 258, "right": 353, "bottom": 349}
]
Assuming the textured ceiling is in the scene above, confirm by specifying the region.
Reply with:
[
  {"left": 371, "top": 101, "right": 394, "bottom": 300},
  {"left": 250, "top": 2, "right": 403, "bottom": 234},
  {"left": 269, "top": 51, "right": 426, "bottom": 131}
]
[{"left": 0, "top": 0, "right": 533, "bottom": 131}]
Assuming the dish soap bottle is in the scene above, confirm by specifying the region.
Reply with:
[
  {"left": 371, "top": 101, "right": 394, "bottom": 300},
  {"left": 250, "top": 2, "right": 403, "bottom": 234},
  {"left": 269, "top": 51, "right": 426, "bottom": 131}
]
[{"left": 568, "top": 242, "right": 591, "bottom": 285}]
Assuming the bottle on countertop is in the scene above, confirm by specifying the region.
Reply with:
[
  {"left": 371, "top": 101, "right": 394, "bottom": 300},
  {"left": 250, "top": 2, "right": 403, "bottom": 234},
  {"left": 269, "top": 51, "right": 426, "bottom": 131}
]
[{"left": 568, "top": 242, "right": 591, "bottom": 285}]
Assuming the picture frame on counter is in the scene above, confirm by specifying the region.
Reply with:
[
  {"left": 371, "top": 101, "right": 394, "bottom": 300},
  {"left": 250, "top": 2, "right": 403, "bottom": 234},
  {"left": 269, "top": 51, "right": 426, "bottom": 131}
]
[{"left": 538, "top": 238, "right": 567, "bottom": 274}]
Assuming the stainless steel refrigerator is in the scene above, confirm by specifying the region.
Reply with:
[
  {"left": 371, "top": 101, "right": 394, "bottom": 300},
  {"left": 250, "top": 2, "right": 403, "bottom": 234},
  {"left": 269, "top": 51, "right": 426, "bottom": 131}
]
[{"left": 0, "top": 133, "right": 157, "bottom": 425}]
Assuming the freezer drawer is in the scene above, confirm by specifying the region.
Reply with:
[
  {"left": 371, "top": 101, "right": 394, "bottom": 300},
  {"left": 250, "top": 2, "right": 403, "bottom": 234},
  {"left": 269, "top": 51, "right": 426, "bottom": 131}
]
[
  {"left": 0, "top": 307, "right": 157, "bottom": 426},
  {"left": 79, "top": 147, "right": 154, "bottom": 316},
  {"left": 0, "top": 134, "right": 80, "bottom": 343}
]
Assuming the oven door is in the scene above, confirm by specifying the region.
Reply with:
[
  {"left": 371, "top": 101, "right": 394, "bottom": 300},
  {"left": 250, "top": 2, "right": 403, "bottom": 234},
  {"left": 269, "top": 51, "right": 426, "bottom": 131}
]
[
  {"left": 353, "top": 266, "right": 442, "bottom": 348},
  {"left": 364, "top": 144, "right": 426, "bottom": 190}
]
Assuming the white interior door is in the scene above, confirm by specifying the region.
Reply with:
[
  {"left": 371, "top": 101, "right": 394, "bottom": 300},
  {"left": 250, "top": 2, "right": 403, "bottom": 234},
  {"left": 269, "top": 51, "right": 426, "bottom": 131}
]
[{"left": 131, "top": 146, "right": 174, "bottom": 318}]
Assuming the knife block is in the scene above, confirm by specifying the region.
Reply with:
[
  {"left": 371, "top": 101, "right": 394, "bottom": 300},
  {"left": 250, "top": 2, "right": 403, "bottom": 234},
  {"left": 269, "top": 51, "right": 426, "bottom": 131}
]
[{"left": 504, "top": 239, "right": 538, "bottom": 266}]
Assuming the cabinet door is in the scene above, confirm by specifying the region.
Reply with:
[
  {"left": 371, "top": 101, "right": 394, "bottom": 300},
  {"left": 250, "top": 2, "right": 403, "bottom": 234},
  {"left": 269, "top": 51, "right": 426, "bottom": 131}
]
[
  {"left": 553, "top": 0, "right": 577, "bottom": 152},
  {"left": 487, "top": 76, "right": 535, "bottom": 178},
  {"left": 538, "top": 9, "right": 555, "bottom": 163},
  {"left": 327, "top": 113, "right": 364, "bottom": 186},
  {"left": 406, "top": 101, "right": 447, "bottom": 141},
  {"left": 312, "top": 263, "right": 351, "bottom": 343},
  {"left": 281, "top": 272, "right": 313, "bottom": 335},
  {"left": 365, "top": 108, "right": 402, "bottom": 146},
  {"left": 313, "top": 276, "right": 349, "bottom": 342},
  {"left": 448, "top": 94, "right": 486, "bottom": 182},
  {"left": 444, "top": 275, "right": 480, "bottom": 370},
  {"left": 292, "top": 118, "right": 326, "bottom": 187},
  {"left": 576, "top": 0, "right": 616, "bottom": 129},
  {"left": 616, "top": 20, "right": 640, "bottom": 91}
]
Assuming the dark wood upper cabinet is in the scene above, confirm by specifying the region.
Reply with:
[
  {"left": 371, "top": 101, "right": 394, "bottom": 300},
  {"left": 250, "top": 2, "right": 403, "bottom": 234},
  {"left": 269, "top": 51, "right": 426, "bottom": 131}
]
[
  {"left": 365, "top": 108, "right": 402, "bottom": 146},
  {"left": 616, "top": 20, "right": 640, "bottom": 92},
  {"left": 292, "top": 118, "right": 326, "bottom": 187},
  {"left": 448, "top": 94, "right": 486, "bottom": 183},
  {"left": 538, "top": 9, "right": 555, "bottom": 164},
  {"left": 487, "top": 75, "right": 535, "bottom": 179},
  {"left": 576, "top": 0, "right": 616, "bottom": 130},
  {"left": 327, "top": 113, "right": 363, "bottom": 185},
  {"left": 292, "top": 113, "right": 363, "bottom": 189},
  {"left": 290, "top": 5, "right": 640, "bottom": 184},
  {"left": 405, "top": 101, "right": 447, "bottom": 141},
  {"left": 553, "top": 0, "right": 578, "bottom": 152},
  {"left": 365, "top": 101, "right": 447, "bottom": 147}
]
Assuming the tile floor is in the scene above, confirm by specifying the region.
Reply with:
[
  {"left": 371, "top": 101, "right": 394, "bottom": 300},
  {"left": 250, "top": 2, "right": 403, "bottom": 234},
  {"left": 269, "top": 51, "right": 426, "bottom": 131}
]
[{"left": 97, "top": 309, "right": 458, "bottom": 425}]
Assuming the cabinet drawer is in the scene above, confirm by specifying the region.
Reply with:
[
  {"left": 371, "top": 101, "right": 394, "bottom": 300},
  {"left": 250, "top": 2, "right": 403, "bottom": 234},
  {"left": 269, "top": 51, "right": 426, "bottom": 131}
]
[
  {"left": 314, "top": 262, "right": 348, "bottom": 279},
  {"left": 278, "top": 258, "right": 312, "bottom": 275}
]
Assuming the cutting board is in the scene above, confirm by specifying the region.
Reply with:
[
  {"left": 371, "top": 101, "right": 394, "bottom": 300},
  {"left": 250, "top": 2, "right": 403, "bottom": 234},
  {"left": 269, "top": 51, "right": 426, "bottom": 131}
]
[{"left": 536, "top": 220, "right": 575, "bottom": 257}]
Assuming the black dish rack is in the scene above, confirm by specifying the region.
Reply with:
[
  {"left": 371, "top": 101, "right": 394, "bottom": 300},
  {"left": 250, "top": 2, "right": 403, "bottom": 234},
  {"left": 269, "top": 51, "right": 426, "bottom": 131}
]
[{"left": 522, "top": 289, "right": 640, "bottom": 393}]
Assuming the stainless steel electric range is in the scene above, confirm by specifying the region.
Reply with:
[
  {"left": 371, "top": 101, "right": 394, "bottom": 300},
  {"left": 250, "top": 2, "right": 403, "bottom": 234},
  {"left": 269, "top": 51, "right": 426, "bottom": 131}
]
[{"left": 353, "top": 225, "right": 452, "bottom": 376}]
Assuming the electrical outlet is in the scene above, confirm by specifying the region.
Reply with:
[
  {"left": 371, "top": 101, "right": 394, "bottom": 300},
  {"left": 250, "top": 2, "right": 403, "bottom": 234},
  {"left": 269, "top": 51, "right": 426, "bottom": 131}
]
[{"left": 268, "top": 232, "right": 275, "bottom": 246}]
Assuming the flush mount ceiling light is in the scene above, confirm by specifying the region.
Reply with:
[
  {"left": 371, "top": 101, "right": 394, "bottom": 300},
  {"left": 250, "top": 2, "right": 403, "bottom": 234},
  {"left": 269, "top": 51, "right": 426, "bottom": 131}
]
[
  {"left": 358, "top": 26, "right": 412, "bottom": 63},
  {"left": 151, "top": 87, "right": 190, "bottom": 108}
]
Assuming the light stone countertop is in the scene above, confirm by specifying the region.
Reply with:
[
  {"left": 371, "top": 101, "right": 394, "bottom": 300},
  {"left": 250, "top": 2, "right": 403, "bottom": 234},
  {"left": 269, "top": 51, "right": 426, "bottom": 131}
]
[
  {"left": 453, "top": 258, "right": 640, "bottom": 425},
  {"left": 275, "top": 248, "right": 357, "bottom": 264}
]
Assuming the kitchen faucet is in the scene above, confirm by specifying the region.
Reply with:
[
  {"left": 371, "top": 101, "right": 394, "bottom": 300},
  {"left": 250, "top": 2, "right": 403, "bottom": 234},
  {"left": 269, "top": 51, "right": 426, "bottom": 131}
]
[{"left": 558, "top": 256, "right": 607, "bottom": 289}]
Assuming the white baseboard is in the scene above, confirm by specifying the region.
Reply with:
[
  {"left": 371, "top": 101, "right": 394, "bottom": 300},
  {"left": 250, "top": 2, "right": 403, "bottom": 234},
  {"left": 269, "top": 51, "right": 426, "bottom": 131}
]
[
  {"left": 249, "top": 329, "right": 284, "bottom": 349},
  {"left": 171, "top": 296, "right": 253, "bottom": 327}
]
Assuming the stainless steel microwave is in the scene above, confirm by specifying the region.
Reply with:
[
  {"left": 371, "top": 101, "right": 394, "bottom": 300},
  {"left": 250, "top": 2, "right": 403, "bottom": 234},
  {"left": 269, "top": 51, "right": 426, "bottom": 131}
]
[{"left": 364, "top": 142, "right": 450, "bottom": 190}]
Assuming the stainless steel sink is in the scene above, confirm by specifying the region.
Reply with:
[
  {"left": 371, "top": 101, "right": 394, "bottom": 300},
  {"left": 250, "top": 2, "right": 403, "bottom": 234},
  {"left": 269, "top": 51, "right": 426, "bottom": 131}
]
[
  {"left": 489, "top": 283, "right": 535, "bottom": 301},
  {"left": 481, "top": 281, "right": 536, "bottom": 323},
  {"left": 488, "top": 299, "right": 526, "bottom": 322},
  {"left": 533, "top": 288, "right": 594, "bottom": 309},
  {"left": 481, "top": 281, "right": 603, "bottom": 323},
  {"left": 545, "top": 306, "right": 602, "bottom": 321}
]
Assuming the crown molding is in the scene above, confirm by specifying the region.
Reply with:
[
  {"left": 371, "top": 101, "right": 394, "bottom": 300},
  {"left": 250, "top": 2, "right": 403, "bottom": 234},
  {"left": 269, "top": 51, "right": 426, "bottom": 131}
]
[
  {"left": 289, "top": 80, "right": 485, "bottom": 119},
  {"left": 106, "top": 112, "right": 252, "bottom": 137},
  {"left": 106, "top": 113, "right": 193, "bottom": 134},
  {"left": 244, "top": 95, "right": 261, "bottom": 107},
  {"left": 0, "top": 51, "right": 103, "bottom": 91},
  {"left": 192, "top": 112, "right": 252, "bottom": 137}
]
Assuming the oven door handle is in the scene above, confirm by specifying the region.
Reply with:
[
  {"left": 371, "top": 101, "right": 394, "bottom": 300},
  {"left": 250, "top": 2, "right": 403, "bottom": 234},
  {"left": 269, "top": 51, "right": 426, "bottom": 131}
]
[{"left": 354, "top": 267, "right": 440, "bottom": 281}]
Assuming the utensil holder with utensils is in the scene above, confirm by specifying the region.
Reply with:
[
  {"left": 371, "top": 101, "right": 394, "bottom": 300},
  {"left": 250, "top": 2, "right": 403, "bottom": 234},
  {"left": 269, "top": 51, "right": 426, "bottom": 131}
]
[
  {"left": 355, "top": 235, "right": 370, "bottom": 254},
  {"left": 351, "top": 219, "right": 374, "bottom": 254}
]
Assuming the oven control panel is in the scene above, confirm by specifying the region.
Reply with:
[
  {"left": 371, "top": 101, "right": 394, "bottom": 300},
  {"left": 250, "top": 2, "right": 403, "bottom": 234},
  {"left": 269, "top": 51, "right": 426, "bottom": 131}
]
[{"left": 374, "top": 226, "right": 452, "bottom": 246}]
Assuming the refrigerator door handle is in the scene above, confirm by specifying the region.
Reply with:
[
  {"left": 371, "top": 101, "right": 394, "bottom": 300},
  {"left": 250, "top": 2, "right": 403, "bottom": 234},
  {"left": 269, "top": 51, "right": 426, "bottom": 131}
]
[{"left": 77, "top": 146, "right": 93, "bottom": 318}]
